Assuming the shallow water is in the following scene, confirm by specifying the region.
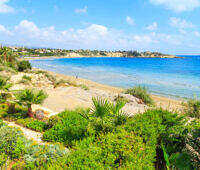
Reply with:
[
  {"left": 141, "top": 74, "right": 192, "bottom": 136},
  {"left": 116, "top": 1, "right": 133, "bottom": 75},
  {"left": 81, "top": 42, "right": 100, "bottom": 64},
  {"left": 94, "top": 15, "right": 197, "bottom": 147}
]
[{"left": 30, "top": 56, "right": 200, "bottom": 99}]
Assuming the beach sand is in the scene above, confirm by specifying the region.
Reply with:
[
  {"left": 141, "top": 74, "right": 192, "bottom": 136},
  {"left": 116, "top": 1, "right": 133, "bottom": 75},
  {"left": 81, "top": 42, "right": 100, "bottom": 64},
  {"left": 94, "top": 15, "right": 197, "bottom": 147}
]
[{"left": 9, "top": 68, "right": 184, "bottom": 116}]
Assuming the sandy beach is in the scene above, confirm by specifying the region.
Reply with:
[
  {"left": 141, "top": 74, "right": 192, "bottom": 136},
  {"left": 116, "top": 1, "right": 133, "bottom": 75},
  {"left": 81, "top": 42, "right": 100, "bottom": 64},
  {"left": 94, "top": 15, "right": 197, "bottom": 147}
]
[{"left": 8, "top": 67, "right": 184, "bottom": 116}]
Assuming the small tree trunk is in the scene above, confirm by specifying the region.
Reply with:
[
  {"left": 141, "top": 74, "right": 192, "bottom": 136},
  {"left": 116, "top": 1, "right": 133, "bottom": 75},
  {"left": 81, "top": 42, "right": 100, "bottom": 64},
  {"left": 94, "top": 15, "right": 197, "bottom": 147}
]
[
  {"left": 4, "top": 52, "right": 7, "bottom": 62},
  {"left": 27, "top": 104, "right": 34, "bottom": 118}
]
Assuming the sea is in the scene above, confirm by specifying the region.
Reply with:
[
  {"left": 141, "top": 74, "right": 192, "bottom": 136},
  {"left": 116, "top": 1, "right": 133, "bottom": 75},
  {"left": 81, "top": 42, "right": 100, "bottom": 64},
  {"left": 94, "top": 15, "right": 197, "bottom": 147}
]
[{"left": 30, "top": 56, "right": 200, "bottom": 99}]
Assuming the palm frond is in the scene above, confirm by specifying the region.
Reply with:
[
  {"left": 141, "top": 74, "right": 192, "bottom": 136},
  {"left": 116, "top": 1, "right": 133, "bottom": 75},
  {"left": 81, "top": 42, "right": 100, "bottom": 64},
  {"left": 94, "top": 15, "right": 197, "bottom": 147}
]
[{"left": 91, "top": 97, "right": 111, "bottom": 118}]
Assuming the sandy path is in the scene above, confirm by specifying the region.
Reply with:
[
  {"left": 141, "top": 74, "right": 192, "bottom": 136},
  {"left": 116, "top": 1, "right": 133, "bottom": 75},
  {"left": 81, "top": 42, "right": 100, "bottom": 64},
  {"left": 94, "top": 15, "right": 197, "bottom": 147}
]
[{"left": 4, "top": 121, "right": 44, "bottom": 144}]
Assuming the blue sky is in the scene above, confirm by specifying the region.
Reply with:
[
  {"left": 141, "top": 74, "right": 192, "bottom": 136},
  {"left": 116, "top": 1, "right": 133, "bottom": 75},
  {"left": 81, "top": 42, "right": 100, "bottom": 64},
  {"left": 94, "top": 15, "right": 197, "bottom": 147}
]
[{"left": 0, "top": 0, "right": 200, "bottom": 54}]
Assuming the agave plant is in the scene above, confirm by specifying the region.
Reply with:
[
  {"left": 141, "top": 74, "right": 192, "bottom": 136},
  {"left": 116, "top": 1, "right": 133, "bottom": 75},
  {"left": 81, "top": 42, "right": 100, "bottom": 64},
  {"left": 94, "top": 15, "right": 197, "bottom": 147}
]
[{"left": 15, "top": 89, "right": 47, "bottom": 117}]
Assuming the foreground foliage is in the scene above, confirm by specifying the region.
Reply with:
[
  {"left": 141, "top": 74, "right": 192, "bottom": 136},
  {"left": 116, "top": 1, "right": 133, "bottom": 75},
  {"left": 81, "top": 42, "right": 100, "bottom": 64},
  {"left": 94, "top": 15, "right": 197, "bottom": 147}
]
[
  {"left": 66, "top": 129, "right": 155, "bottom": 169},
  {"left": 43, "top": 109, "right": 89, "bottom": 146},
  {"left": 0, "top": 121, "right": 68, "bottom": 169}
]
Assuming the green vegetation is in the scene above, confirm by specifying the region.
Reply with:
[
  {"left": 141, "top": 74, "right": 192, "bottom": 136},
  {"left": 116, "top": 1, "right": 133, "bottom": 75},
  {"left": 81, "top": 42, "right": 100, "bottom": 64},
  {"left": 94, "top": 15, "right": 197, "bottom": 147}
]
[
  {"left": 22, "top": 75, "right": 32, "bottom": 81},
  {"left": 15, "top": 89, "right": 47, "bottom": 117},
  {"left": 0, "top": 46, "right": 199, "bottom": 169},
  {"left": 43, "top": 109, "right": 89, "bottom": 146},
  {"left": 66, "top": 129, "right": 155, "bottom": 169},
  {"left": 16, "top": 118, "right": 47, "bottom": 132},
  {"left": 0, "top": 100, "right": 199, "bottom": 169},
  {"left": 183, "top": 97, "right": 200, "bottom": 118},
  {"left": 80, "top": 84, "right": 89, "bottom": 90},
  {"left": 0, "top": 121, "right": 68, "bottom": 169},
  {"left": 2, "top": 46, "right": 172, "bottom": 58},
  {"left": 17, "top": 60, "right": 32, "bottom": 72},
  {"left": 125, "top": 86, "right": 154, "bottom": 105}
]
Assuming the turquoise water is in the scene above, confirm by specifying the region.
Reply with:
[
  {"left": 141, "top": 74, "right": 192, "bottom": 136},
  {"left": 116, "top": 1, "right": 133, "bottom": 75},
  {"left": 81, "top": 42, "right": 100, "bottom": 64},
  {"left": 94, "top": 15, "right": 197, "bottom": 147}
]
[{"left": 30, "top": 56, "right": 200, "bottom": 99}]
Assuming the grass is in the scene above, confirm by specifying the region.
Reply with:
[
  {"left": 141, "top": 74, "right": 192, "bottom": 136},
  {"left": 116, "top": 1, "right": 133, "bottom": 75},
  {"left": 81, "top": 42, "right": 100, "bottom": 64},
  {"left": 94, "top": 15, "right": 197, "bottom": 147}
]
[
  {"left": 125, "top": 86, "right": 154, "bottom": 105},
  {"left": 22, "top": 75, "right": 32, "bottom": 81},
  {"left": 17, "top": 79, "right": 30, "bottom": 85},
  {"left": 80, "top": 84, "right": 89, "bottom": 90},
  {"left": 53, "top": 79, "right": 68, "bottom": 88},
  {"left": 183, "top": 97, "right": 200, "bottom": 118}
]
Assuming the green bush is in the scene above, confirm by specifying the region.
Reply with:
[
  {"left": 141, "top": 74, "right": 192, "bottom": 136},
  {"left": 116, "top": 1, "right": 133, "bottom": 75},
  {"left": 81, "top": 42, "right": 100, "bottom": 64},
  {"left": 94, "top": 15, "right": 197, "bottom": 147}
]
[
  {"left": 125, "top": 109, "right": 188, "bottom": 169},
  {"left": 27, "top": 119, "right": 47, "bottom": 132},
  {"left": 66, "top": 129, "right": 155, "bottom": 169},
  {"left": 43, "top": 109, "right": 89, "bottom": 146},
  {"left": 17, "top": 60, "right": 32, "bottom": 72},
  {"left": 125, "top": 86, "right": 154, "bottom": 105},
  {"left": 12, "top": 144, "right": 68, "bottom": 169},
  {"left": 183, "top": 98, "right": 200, "bottom": 118},
  {"left": 184, "top": 120, "right": 200, "bottom": 169},
  {"left": 0, "top": 104, "right": 8, "bottom": 118},
  {"left": 80, "top": 84, "right": 89, "bottom": 90},
  {"left": 84, "top": 97, "right": 128, "bottom": 134},
  {"left": 16, "top": 118, "right": 47, "bottom": 132},
  {"left": 22, "top": 75, "right": 32, "bottom": 81},
  {"left": 0, "top": 126, "right": 27, "bottom": 160},
  {"left": 0, "top": 119, "right": 6, "bottom": 128}
]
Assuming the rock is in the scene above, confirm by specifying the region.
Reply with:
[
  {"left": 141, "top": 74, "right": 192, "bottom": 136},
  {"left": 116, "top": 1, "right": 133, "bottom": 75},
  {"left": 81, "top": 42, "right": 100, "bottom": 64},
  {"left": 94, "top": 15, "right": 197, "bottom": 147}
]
[
  {"left": 35, "top": 109, "right": 45, "bottom": 120},
  {"left": 117, "top": 93, "right": 142, "bottom": 104}
]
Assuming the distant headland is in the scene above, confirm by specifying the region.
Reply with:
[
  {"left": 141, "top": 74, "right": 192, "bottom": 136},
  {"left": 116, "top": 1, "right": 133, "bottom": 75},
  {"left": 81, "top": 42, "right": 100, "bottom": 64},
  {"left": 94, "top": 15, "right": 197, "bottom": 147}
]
[{"left": 5, "top": 45, "right": 182, "bottom": 59}]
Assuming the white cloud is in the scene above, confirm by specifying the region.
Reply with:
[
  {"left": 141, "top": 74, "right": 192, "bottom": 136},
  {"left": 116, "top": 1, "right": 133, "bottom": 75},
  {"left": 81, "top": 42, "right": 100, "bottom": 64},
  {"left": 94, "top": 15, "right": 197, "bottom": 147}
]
[
  {"left": 193, "top": 31, "right": 200, "bottom": 37},
  {"left": 0, "top": 24, "right": 12, "bottom": 35},
  {"left": 149, "top": 0, "right": 200, "bottom": 12},
  {"left": 0, "top": 0, "right": 14, "bottom": 13},
  {"left": 146, "top": 22, "right": 158, "bottom": 31},
  {"left": 14, "top": 20, "right": 40, "bottom": 39},
  {"left": 170, "top": 17, "right": 195, "bottom": 31},
  {"left": 2, "top": 19, "right": 200, "bottom": 54},
  {"left": 126, "top": 16, "right": 134, "bottom": 25},
  {"left": 75, "top": 6, "right": 87, "bottom": 14}
]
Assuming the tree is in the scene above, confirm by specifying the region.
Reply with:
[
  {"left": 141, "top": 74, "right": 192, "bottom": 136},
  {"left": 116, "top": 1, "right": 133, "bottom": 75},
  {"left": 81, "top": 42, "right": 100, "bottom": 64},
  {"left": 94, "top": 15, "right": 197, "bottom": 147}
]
[
  {"left": 15, "top": 89, "right": 47, "bottom": 117},
  {"left": 17, "top": 60, "right": 32, "bottom": 72}
]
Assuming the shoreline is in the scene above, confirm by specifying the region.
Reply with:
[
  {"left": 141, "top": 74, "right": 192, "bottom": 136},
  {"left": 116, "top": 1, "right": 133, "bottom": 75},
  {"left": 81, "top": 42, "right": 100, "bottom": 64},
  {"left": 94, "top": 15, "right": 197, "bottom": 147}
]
[{"left": 24, "top": 55, "right": 183, "bottom": 61}]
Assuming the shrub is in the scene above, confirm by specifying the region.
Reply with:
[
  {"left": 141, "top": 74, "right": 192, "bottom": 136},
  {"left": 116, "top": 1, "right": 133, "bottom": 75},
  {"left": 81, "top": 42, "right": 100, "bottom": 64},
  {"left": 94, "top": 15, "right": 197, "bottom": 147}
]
[
  {"left": 0, "top": 126, "right": 27, "bottom": 159},
  {"left": 0, "top": 104, "right": 8, "bottom": 118},
  {"left": 83, "top": 98, "right": 128, "bottom": 134},
  {"left": 183, "top": 98, "right": 200, "bottom": 118},
  {"left": 44, "top": 73, "right": 56, "bottom": 83},
  {"left": 53, "top": 79, "right": 68, "bottom": 88},
  {"left": 66, "top": 129, "right": 155, "bottom": 169},
  {"left": 0, "top": 119, "right": 6, "bottom": 128},
  {"left": 22, "top": 75, "right": 32, "bottom": 81},
  {"left": 124, "top": 109, "right": 188, "bottom": 169},
  {"left": 43, "top": 109, "right": 89, "bottom": 146},
  {"left": 12, "top": 144, "right": 68, "bottom": 169},
  {"left": 16, "top": 118, "right": 47, "bottom": 132},
  {"left": 125, "top": 86, "right": 154, "bottom": 105},
  {"left": 80, "top": 84, "right": 89, "bottom": 90},
  {"left": 47, "top": 114, "right": 62, "bottom": 128},
  {"left": 184, "top": 120, "right": 200, "bottom": 169},
  {"left": 17, "top": 79, "right": 30, "bottom": 85},
  {"left": 18, "top": 60, "right": 32, "bottom": 72},
  {"left": 26, "top": 119, "right": 47, "bottom": 132}
]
